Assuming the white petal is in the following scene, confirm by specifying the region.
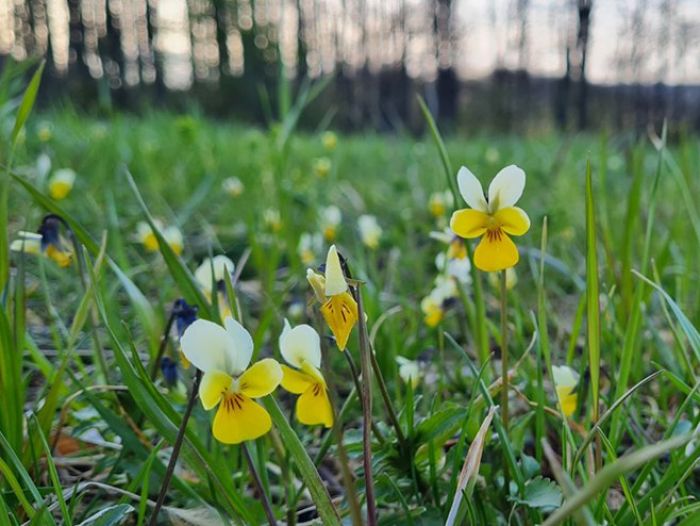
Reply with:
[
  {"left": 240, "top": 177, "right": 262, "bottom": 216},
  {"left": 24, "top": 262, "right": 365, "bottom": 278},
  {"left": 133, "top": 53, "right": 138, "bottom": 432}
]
[
  {"left": 324, "top": 245, "right": 348, "bottom": 295},
  {"left": 457, "top": 166, "right": 487, "bottom": 212},
  {"left": 552, "top": 365, "right": 579, "bottom": 388},
  {"left": 180, "top": 319, "right": 238, "bottom": 374},
  {"left": 487, "top": 165, "right": 526, "bottom": 211},
  {"left": 195, "top": 255, "right": 235, "bottom": 291},
  {"left": 279, "top": 320, "right": 321, "bottom": 368},
  {"left": 51, "top": 168, "right": 76, "bottom": 186},
  {"left": 223, "top": 316, "right": 254, "bottom": 375}
]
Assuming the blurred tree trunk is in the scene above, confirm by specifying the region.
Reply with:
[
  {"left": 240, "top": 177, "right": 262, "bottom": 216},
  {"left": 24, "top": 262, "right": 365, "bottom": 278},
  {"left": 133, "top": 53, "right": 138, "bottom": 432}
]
[
  {"left": 67, "top": 0, "right": 90, "bottom": 82},
  {"left": 213, "top": 0, "right": 229, "bottom": 77},
  {"left": 146, "top": 0, "right": 166, "bottom": 103},
  {"left": 576, "top": 0, "right": 592, "bottom": 129}
]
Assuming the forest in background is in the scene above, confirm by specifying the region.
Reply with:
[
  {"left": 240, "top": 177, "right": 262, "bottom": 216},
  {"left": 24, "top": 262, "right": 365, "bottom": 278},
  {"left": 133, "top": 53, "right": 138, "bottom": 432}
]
[{"left": 2, "top": 0, "right": 700, "bottom": 132}]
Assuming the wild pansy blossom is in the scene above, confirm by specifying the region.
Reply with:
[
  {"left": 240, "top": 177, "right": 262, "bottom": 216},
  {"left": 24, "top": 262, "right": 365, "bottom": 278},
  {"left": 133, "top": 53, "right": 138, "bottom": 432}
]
[
  {"left": 358, "top": 214, "right": 382, "bottom": 249},
  {"left": 181, "top": 317, "right": 282, "bottom": 444},
  {"left": 48, "top": 169, "right": 76, "bottom": 200},
  {"left": 320, "top": 205, "right": 342, "bottom": 242},
  {"left": 306, "top": 245, "right": 358, "bottom": 351},
  {"left": 136, "top": 220, "right": 184, "bottom": 255},
  {"left": 263, "top": 209, "right": 282, "bottom": 233},
  {"left": 195, "top": 255, "right": 235, "bottom": 319},
  {"left": 322, "top": 131, "right": 338, "bottom": 151},
  {"left": 222, "top": 176, "right": 244, "bottom": 197},
  {"left": 298, "top": 232, "right": 322, "bottom": 266},
  {"left": 450, "top": 165, "right": 530, "bottom": 272},
  {"left": 313, "top": 157, "right": 332, "bottom": 179},
  {"left": 428, "top": 191, "right": 453, "bottom": 219},
  {"left": 279, "top": 321, "right": 333, "bottom": 427},
  {"left": 552, "top": 365, "right": 579, "bottom": 417},
  {"left": 420, "top": 274, "right": 457, "bottom": 328},
  {"left": 397, "top": 356, "right": 421, "bottom": 388},
  {"left": 11, "top": 216, "right": 73, "bottom": 267}
]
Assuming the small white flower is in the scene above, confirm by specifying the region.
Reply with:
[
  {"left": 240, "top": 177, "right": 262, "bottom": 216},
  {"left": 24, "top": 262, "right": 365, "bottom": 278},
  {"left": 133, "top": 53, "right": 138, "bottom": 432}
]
[
  {"left": 358, "top": 215, "right": 382, "bottom": 249},
  {"left": 397, "top": 356, "right": 421, "bottom": 388},
  {"left": 223, "top": 177, "right": 244, "bottom": 197},
  {"left": 195, "top": 255, "right": 235, "bottom": 293}
]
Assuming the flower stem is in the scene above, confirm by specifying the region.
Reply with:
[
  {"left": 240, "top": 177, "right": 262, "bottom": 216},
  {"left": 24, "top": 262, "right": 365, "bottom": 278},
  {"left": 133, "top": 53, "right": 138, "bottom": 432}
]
[
  {"left": 344, "top": 351, "right": 386, "bottom": 445},
  {"left": 354, "top": 284, "right": 377, "bottom": 526},
  {"left": 499, "top": 270, "right": 510, "bottom": 488},
  {"left": 149, "top": 370, "right": 202, "bottom": 525},
  {"left": 242, "top": 443, "right": 278, "bottom": 526},
  {"left": 150, "top": 310, "right": 176, "bottom": 380}
]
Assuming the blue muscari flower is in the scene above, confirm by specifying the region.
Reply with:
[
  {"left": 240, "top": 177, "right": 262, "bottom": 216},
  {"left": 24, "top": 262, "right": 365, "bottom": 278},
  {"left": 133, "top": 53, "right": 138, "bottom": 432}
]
[
  {"left": 161, "top": 356, "right": 178, "bottom": 386},
  {"left": 173, "top": 299, "right": 198, "bottom": 338}
]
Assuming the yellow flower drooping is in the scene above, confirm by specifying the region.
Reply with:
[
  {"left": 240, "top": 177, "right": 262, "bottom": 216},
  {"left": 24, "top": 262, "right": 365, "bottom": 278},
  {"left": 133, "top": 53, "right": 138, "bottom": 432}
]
[
  {"left": 488, "top": 267, "right": 518, "bottom": 290},
  {"left": 552, "top": 365, "right": 579, "bottom": 417},
  {"left": 307, "top": 245, "right": 358, "bottom": 351},
  {"left": 421, "top": 295, "right": 444, "bottom": 328},
  {"left": 450, "top": 165, "right": 530, "bottom": 272},
  {"left": 48, "top": 169, "right": 76, "bottom": 200},
  {"left": 180, "top": 317, "right": 282, "bottom": 444},
  {"left": 279, "top": 320, "right": 333, "bottom": 428}
]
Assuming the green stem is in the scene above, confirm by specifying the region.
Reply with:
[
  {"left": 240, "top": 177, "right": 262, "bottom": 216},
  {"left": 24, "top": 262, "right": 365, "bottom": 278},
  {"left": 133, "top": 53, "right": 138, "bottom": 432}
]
[
  {"left": 354, "top": 284, "right": 377, "bottom": 526},
  {"left": 148, "top": 370, "right": 202, "bottom": 525},
  {"left": 242, "top": 444, "right": 277, "bottom": 526},
  {"left": 500, "top": 270, "right": 510, "bottom": 486}
]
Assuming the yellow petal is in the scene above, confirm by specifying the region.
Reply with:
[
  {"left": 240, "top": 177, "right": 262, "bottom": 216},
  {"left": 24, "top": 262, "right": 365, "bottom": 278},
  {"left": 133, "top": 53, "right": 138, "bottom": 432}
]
[
  {"left": 45, "top": 245, "right": 72, "bottom": 267},
  {"left": 495, "top": 207, "right": 530, "bottom": 236},
  {"left": 450, "top": 209, "right": 489, "bottom": 239},
  {"left": 49, "top": 181, "right": 72, "bottom": 200},
  {"left": 556, "top": 386, "right": 578, "bottom": 417},
  {"left": 143, "top": 232, "right": 159, "bottom": 252},
  {"left": 473, "top": 230, "right": 519, "bottom": 272},
  {"left": 280, "top": 364, "right": 315, "bottom": 394},
  {"left": 296, "top": 384, "right": 333, "bottom": 428},
  {"left": 212, "top": 393, "right": 272, "bottom": 444},
  {"left": 199, "top": 370, "right": 232, "bottom": 410},
  {"left": 320, "top": 291, "right": 358, "bottom": 351},
  {"left": 238, "top": 358, "right": 283, "bottom": 398}
]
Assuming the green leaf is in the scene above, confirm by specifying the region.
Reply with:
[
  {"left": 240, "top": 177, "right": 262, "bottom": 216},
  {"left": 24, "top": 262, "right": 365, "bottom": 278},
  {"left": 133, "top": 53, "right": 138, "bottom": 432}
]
[
  {"left": 585, "top": 159, "right": 601, "bottom": 424},
  {"left": 10, "top": 61, "right": 44, "bottom": 146},
  {"left": 513, "top": 477, "right": 562, "bottom": 512},
  {"left": 262, "top": 396, "right": 341, "bottom": 526},
  {"left": 76, "top": 504, "right": 135, "bottom": 526}
]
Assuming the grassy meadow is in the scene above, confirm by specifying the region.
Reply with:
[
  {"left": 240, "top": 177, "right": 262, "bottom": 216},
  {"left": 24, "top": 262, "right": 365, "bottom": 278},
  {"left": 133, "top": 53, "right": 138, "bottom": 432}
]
[{"left": 2, "top": 72, "right": 700, "bottom": 525}]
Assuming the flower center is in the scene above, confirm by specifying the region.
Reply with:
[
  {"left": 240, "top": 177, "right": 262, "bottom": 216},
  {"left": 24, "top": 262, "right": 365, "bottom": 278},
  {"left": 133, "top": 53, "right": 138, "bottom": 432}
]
[{"left": 222, "top": 392, "right": 246, "bottom": 412}]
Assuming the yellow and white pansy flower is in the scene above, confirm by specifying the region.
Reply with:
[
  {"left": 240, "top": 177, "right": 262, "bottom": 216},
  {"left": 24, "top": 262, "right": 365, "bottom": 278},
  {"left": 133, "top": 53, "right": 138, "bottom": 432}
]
[
  {"left": 396, "top": 356, "right": 421, "bottom": 388},
  {"left": 263, "top": 209, "right": 282, "bottom": 232},
  {"left": 136, "top": 220, "right": 183, "bottom": 255},
  {"left": 552, "top": 365, "right": 579, "bottom": 417},
  {"left": 195, "top": 255, "right": 235, "bottom": 318},
  {"left": 163, "top": 226, "right": 184, "bottom": 255},
  {"left": 279, "top": 320, "right": 333, "bottom": 427},
  {"left": 298, "top": 232, "right": 322, "bottom": 266},
  {"left": 181, "top": 317, "right": 282, "bottom": 444},
  {"left": 450, "top": 165, "right": 530, "bottom": 272},
  {"left": 48, "top": 169, "right": 76, "bottom": 200},
  {"left": 313, "top": 157, "right": 332, "bottom": 179},
  {"left": 222, "top": 176, "right": 244, "bottom": 197},
  {"left": 428, "top": 191, "right": 453, "bottom": 218},
  {"left": 322, "top": 131, "right": 338, "bottom": 151},
  {"left": 321, "top": 206, "right": 342, "bottom": 242},
  {"left": 435, "top": 252, "right": 471, "bottom": 285},
  {"left": 421, "top": 293, "right": 444, "bottom": 328},
  {"left": 306, "top": 245, "right": 358, "bottom": 351},
  {"left": 11, "top": 217, "right": 73, "bottom": 267},
  {"left": 358, "top": 214, "right": 382, "bottom": 249}
]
